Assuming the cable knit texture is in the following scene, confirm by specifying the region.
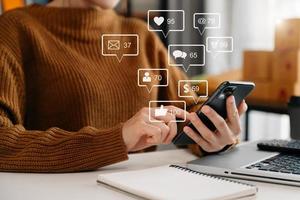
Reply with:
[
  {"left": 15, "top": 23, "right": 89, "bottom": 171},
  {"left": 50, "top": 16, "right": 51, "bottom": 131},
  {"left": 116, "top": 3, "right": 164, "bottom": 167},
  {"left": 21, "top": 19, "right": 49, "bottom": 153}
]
[{"left": 0, "top": 4, "right": 197, "bottom": 172}]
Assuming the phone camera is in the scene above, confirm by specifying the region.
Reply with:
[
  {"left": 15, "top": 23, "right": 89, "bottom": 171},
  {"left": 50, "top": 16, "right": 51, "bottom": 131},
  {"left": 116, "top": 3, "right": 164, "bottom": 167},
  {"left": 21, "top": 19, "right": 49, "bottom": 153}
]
[{"left": 223, "top": 87, "right": 236, "bottom": 97}]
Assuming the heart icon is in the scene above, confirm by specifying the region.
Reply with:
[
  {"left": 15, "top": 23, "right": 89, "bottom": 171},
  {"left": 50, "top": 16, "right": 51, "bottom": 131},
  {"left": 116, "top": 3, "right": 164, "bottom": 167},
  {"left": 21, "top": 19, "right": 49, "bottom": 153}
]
[{"left": 153, "top": 16, "right": 164, "bottom": 26}]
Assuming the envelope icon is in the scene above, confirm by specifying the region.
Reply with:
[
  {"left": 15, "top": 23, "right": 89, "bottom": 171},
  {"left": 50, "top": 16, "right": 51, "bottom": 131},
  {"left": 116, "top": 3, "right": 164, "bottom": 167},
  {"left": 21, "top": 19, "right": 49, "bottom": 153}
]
[{"left": 107, "top": 40, "right": 120, "bottom": 51}]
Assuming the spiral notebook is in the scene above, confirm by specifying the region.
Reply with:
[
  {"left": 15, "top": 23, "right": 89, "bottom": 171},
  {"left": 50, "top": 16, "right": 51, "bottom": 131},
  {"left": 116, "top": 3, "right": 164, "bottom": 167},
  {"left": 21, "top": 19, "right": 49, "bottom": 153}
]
[{"left": 97, "top": 165, "right": 257, "bottom": 200}]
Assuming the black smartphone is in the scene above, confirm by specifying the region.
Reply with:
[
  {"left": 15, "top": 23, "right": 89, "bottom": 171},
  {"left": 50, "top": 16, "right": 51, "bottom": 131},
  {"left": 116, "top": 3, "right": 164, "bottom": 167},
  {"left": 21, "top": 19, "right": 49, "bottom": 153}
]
[{"left": 173, "top": 81, "right": 255, "bottom": 145}]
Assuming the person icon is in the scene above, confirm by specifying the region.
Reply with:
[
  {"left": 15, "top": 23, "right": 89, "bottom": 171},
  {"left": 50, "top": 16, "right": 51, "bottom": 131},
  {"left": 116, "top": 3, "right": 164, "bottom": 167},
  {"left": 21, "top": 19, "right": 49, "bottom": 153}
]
[{"left": 143, "top": 72, "right": 151, "bottom": 83}]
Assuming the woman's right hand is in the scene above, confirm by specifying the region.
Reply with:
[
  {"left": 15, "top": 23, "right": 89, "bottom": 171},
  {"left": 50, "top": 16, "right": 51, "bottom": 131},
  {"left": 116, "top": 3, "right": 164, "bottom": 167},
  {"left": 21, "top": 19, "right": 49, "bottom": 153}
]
[{"left": 122, "top": 106, "right": 186, "bottom": 152}]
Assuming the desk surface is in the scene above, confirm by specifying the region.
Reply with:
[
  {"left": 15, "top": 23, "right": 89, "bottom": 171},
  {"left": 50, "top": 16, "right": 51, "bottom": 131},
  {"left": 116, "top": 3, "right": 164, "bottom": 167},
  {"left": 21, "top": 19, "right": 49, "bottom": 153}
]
[{"left": 0, "top": 148, "right": 299, "bottom": 200}]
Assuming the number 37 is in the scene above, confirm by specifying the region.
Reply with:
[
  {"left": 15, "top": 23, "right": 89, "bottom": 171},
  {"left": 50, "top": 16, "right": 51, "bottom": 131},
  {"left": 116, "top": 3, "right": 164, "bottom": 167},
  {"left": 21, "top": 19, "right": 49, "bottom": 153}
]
[{"left": 124, "top": 42, "right": 131, "bottom": 48}]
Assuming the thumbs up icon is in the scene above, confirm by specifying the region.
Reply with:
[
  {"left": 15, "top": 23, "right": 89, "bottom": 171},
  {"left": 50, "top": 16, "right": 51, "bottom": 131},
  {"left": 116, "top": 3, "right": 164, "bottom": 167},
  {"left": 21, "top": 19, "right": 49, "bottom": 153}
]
[{"left": 154, "top": 105, "right": 168, "bottom": 117}]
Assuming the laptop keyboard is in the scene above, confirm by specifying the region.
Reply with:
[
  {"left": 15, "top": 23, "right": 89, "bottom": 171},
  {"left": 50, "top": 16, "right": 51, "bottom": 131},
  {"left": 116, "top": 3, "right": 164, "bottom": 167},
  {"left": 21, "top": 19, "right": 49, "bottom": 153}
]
[{"left": 245, "top": 154, "right": 300, "bottom": 175}]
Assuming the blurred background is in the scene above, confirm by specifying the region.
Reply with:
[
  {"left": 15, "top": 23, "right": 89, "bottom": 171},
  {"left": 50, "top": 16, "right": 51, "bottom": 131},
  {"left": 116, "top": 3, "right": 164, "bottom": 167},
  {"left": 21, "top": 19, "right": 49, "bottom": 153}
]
[{"left": 2, "top": 0, "right": 300, "bottom": 143}]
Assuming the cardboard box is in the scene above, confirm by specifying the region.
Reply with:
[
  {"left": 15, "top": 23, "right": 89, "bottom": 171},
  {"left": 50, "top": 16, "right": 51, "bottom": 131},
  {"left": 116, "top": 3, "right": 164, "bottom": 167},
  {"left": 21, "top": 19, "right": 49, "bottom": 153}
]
[
  {"left": 247, "top": 81, "right": 271, "bottom": 102},
  {"left": 243, "top": 51, "right": 273, "bottom": 81},
  {"left": 272, "top": 50, "right": 300, "bottom": 82},
  {"left": 275, "top": 18, "right": 300, "bottom": 50},
  {"left": 248, "top": 81, "right": 300, "bottom": 103},
  {"left": 269, "top": 82, "right": 300, "bottom": 103}
]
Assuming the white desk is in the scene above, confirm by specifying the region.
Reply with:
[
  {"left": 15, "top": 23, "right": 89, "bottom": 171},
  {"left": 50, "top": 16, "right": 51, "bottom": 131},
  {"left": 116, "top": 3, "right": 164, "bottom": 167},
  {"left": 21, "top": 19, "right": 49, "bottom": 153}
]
[{"left": 0, "top": 148, "right": 299, "bottom": 200}]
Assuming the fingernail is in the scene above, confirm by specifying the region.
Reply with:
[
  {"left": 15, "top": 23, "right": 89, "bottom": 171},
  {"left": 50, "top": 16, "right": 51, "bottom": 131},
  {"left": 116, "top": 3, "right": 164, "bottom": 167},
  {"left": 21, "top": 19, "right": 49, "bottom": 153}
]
[
  {"left": 201, "top": 106, "right": 210, "bottom": 114},
  {"left": 230, "top": 96, "right": 235, "bottom": 104},
  {"left": 183, "top": 126, "right": 189, "bottom": 133},
  {"left": 243, "top": 102, "right": 248, "bottom": 110}
]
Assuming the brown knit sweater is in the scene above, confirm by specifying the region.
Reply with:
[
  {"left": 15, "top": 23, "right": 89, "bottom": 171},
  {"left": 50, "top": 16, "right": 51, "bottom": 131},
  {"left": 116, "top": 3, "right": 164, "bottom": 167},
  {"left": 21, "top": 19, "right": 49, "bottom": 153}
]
[{"left": 0, "top": 4, "right": 198, "bottom": 173}]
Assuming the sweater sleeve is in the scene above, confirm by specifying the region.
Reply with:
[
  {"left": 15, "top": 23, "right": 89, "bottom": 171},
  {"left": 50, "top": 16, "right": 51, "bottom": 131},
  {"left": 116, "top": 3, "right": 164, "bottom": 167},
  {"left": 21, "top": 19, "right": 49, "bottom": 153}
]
[{"left": 0, "top": 46, "right": 128, "bottom": 173}]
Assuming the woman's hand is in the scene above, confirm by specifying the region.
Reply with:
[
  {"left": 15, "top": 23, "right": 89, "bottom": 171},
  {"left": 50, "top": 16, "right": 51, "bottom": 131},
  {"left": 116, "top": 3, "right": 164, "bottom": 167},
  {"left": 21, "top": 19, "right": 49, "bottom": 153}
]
[
  {"left": 184, "top": 96, "right": 248, "bottom": 153},
  {"left": 122, "top": 106, "right": 186, "bottom": 152}
]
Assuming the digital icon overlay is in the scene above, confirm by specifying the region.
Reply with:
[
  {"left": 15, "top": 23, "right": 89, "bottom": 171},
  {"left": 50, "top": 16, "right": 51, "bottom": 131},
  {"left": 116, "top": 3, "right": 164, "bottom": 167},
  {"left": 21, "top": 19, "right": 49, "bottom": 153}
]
[
  {"left": 138, "top": 68, "right": 169, "bottom": 93},
  {"left": 206, "top": 36, "right": 233, "bottom": 54},
  {"left": 101, "top": 34, "right": 139, "bottom": 62},
  {"left": 168, "top": 44, "right": 205, "bottom": 72},
  {"left": 149, "top": 100, "right": 186, "bottom": 122},
  {"left": 178, "top": 80, "right": 208, "bottom": 104},
  {"left": 155, "top": 105, "right": 168, "bottom": 117},
  {"left": 193, "top": 13, "right": 220, "bottom": 35},
  {"left": 148, "top": 10, "right": 185, "bottom": 37}
]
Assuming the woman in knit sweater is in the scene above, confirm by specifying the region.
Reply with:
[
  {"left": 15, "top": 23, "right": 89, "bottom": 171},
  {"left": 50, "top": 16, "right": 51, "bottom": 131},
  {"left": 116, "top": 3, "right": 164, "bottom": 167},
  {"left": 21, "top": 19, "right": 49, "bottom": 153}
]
[{"left": 0, "top": 0, "right": 247, "bottom": 172}]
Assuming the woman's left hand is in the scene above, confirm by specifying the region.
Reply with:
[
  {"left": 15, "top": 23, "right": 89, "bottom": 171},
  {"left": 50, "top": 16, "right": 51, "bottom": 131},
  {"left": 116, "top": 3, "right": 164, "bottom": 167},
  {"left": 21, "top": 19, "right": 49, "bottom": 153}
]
[{"left": 184, "top": 96, "right": 248, "bottom": 153}]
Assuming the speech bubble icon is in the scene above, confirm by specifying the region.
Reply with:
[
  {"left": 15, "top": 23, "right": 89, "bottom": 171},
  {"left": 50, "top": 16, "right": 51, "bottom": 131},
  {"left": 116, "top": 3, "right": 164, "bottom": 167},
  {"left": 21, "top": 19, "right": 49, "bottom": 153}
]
[
  {"left": 148, "top": 10, "right": 185, "bottom": 38},
  {"left": 138, "top": 69, "right": 169, "bottom": 93},
  {"left": 172, "top": 50, "right": 187, "bottom": 59},
  {"left": 149, "top": 100, "right": 186, "bottom": 122},
  {"left": 178, "top": 80, "right": 208, "bottom": 104},
  {"left": 206, "top": 37, "right": 233, "bottom": 54},
  {"left": 168, "top": 44, "right": 205, "bottom": 72},
  {"left": 101, "top": 34, "right": 139, "bottom": 62},
  {"left": 193, "top": 13, "right": 220, "bottom": 35}
]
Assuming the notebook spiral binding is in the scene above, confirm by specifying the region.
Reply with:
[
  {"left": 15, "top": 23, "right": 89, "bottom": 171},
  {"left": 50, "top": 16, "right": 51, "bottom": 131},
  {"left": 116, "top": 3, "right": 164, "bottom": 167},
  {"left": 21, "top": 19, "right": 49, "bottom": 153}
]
[{"left": 169, "top": 165, "right": 257, "bottom": 190}]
